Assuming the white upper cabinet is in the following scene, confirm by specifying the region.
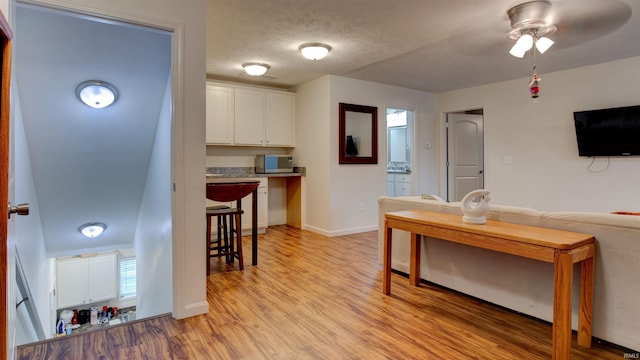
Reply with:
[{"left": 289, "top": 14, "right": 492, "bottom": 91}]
[
  {"left": 206, "top": 82, "right": 295, "bottom": 147},
  {"left": 56, "top": 253, "right": 117, "bottom": 309},
  {"left": 205, "top": 83, "right": 234, "bottom": 144},
  {"left": 265, "top": 92, "right": 294, "bottom": 146},
  {"left": 234, "top": 88, "right": 267, "bottom": 145}
]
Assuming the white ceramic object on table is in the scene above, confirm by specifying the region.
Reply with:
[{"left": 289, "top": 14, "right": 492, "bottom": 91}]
[{"left": 460, "top": 189, "right": 491, "bottom": 224}]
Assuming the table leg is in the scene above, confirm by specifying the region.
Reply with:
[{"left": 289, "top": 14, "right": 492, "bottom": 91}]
[
  {"left": 383, "top": 220, "right": 392, "bottom": 295},
  {"left": 410, "top": 233, "right": 421, "bottom": 286},
  {"left": 578, "top": 247, "right": 595, "bottom": 348},
  {"left": 252, "top": 188, "right": 258, "bottom": 266},
  {"left": 552, "top": 251, "right": 573, "bottom": 360}
]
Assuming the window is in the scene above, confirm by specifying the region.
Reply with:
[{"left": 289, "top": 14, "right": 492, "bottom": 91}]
[{"left": 119, "top": 257, "right": 136, "bottom": 299}]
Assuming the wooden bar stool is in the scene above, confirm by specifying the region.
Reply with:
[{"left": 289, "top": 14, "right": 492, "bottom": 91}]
[
  {"left": 206, "top": 181, "right": 258, "bottom": 275},
  {"left": 206, "top": 206, "right": 244, "bottom": 275},
  {"left": 207, "top": 205, "right": 231, "bottom": 262}
]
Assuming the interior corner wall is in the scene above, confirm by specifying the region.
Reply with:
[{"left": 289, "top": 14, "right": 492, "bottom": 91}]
[
  {"left": 322, "top": 75, "right": 437, "bottom": 236},
  {"left": 133, "top": 75, "right": 172, "bottom": 320},
  {"left": 292, "top": 76, "right": 332, "bottom": 233},
  {"left": 13, "top": 91, "right": 54, "bottom": 343},
  {"left": 438, "top": 56, "right": 640, "bottom": 212}
]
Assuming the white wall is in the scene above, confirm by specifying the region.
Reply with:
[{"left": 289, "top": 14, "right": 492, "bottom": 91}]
[
  {"left": 294, "top": 75, "right": 438, "bottom": 236},
  {"left": 133, "top": 76, "right": 172, "bottom": 319},
  {"left": 0, "top": 0, "right": 7, "bottom": 21},
  {"left": 439, "top": 57, "right": 640, "bottom": 212},
  {"left": 11, "top": 92, "right": 54, "bottom": 346},
  {"left": 25, "top": 0, "right": 207, "bottom": 320},
  {"left": 293, "top": 76, "right": 332, "bottom": 232}
]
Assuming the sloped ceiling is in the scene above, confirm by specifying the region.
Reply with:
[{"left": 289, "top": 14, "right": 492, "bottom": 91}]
[{"left": 15, "top": 5, "right": 171, "bottom": 256}]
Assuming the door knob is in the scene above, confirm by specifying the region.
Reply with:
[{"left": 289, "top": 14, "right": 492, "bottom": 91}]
[{"left": 8, "top": 202, "right": 30, "bottom": 219}]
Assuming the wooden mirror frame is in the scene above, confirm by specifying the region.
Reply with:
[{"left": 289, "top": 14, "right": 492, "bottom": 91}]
[{"left": 338, "top": 102, "right": 378, "bottom": 164}]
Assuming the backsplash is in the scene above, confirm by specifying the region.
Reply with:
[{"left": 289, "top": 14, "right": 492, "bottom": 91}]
[{"left": 206, "top": 167, "right": 306, "bottom": 177}]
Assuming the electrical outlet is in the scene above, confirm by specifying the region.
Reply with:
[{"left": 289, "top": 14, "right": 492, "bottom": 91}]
[{"left": 359, "top": 202, "right": 365, "bottom": 211}]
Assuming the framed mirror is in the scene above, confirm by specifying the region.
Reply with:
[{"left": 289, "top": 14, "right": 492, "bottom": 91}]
[{"left": 339, "top": 102, "right": 378, "bottom": 164}]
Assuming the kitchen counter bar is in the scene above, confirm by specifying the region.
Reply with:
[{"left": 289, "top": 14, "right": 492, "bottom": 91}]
[{"left": 206, "top": 167, "right": 304, "bottom": 229}]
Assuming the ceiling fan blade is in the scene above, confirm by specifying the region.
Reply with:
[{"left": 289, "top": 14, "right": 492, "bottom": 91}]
[{"left": 550, "top": 0, "right": 632, "bottom": 50}]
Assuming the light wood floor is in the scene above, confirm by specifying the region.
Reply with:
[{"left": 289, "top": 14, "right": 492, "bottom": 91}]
[{"left": 17, "top": 225, "right": 631, "bottom": 359}]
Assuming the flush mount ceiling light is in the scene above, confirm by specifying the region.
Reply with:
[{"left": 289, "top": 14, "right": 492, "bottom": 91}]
[
  {"left": 242, "top": 62, "right": 270, "bottom": 76},
  {"left": 506, "top": 0, "right": 556, "bottom": 58},
  {"left": 76, "top": 80, "right": 118, "bottom": 108},
  {"left": 299, "top": 43, "right": 331, "bottom": 60},
  {"left": 79, "top": 222, "right": 106, "bottom": 238}
]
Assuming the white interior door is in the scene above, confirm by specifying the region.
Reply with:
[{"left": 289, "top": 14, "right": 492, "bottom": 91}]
[{"left": 446, "top": 113, "right": 484, "bottom": 202}]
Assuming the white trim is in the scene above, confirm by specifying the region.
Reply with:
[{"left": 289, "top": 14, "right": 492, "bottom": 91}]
[{"left": 303, "top": 224, "right": 378, "bottom": 238}]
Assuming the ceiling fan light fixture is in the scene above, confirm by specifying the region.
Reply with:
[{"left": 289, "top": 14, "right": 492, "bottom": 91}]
[
  {"left": 509, "top": 44, "right": 527, "bottom": 58},
  {"left": 79, "top": 222, "right": 106, "bottom": 238},
  {"left": 515, "top": 34, "right": 534, "bottom": 50},
  {"left": 506, "top": 1, "right": 556, "bottom": 58},
  {"left": 299, "top": 43, "right": 331, "bottom": 60},
  {"left": 535, "top": 36, "right": 554, "bottom": 54},
  {"left": 242, "top": 62, "right": 270, "bottom": 76},
  {"left": 76, "top": 80, "right": 118, "bottom": 109}
]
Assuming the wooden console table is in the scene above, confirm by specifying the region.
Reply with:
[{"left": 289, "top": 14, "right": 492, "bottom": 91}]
[{"left": 382, "top": 210, "right": 595, "bottom": 360}]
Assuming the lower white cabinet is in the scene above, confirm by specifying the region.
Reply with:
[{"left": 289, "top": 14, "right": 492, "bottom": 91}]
[
  {"left": 56, "top": 253, "right": 117, "bottom": 309},
  {"left": 387, "top": 173, "right": 413, "bottom": 196},
  {"left": 238, "top": 178, "right": 268, "bottom": 232},
  {"left": 386, "top": 174, "right": 395, "bottom": 196}
]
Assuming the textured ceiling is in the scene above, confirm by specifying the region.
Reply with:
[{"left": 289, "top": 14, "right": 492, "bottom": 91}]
[{"left": 205, "top": 0, "right": 640, "bottom": 92}]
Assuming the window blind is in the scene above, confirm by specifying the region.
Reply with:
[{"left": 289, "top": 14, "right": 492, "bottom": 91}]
[{"left": 119, "top": 257, "right": 136, "bottom": 299}]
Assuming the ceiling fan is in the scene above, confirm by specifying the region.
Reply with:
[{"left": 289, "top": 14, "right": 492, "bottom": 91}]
[
  {"left": 505, "top": 0, "right": 633, "bottom": 56},
  {"left": 506, "top": 0, "right": 556, "bottom": 58}
]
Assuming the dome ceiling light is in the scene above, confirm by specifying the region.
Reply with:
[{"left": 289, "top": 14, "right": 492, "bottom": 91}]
[
  {"left": 299, "top": 43, "right": 331, "bottom": 60},
  {"left": 76, "top": 80, "right": 118, "bottom": 108},
  {"left": 79, "top": 222, "right": 106, "bottom": 238},
  {"left": 242, "top": 62, "right": 270, "bottom": 76},
  {"left": 506, "top": 0, "right": 556, "bottom": 58}
]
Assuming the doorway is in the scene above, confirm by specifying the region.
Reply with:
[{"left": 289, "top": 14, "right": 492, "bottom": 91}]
[
  {"left": 386, "top": 108, "right": 414, "bottom": 196},
  {"left": 12, "top": 3, "right": 172, "bottom": 346},
  {"left": 446, "top": 110, "right": 484, "bottom": 202}
]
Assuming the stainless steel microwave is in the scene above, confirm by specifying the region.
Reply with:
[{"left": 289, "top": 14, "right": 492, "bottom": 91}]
[{"left": 255, "top": 155, "right": 293, "bottom": 173}]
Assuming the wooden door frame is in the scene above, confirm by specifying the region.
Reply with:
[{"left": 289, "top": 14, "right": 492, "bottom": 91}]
[{"left": 0, "top": 9, "right": 13, "bottom": 360}]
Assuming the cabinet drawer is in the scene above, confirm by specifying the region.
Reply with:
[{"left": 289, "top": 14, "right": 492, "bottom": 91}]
[
  {"left": 395, "top": 174, "right": 413, "bottom": 183},
  {"left": 394, "top": 182, "right": 412, "bottom": 196}
]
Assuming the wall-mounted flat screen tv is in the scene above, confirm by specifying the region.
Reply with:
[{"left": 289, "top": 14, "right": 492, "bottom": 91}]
[{"left": 573, "top": 104, "right": 640, "bottom": 157}]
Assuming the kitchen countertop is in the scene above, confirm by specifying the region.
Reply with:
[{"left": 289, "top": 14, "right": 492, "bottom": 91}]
[
  {"left": 59, "top": 306, "right": 136, "bottom": 337},
  {"left": 206, "top": 166, "right": 305, "bottom": 179}
]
